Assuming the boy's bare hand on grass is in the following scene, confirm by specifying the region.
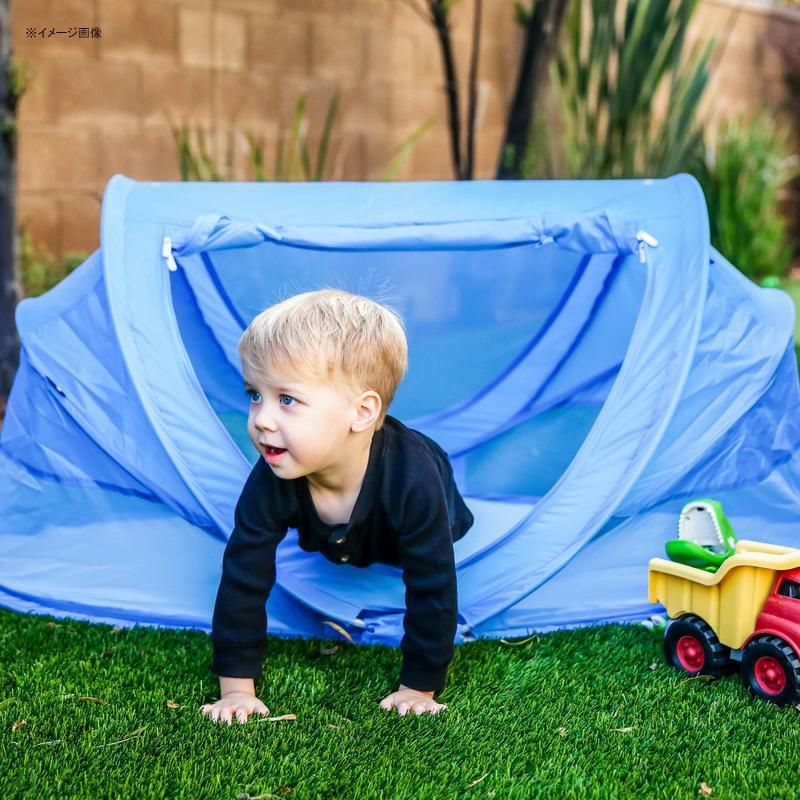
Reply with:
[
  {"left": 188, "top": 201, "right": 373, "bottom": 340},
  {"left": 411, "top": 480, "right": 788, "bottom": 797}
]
[
  {"left": 199, "top": 692, "right": 269, "bottom": 725},
  {"left": 379, "top": 684, "right": 447, "bottom": 716}
]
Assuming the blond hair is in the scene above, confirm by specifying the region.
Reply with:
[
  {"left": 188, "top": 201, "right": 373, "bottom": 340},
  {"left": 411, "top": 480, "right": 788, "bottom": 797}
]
[{"left": 238, "top": 289, "right": 408, "bottom": 429}]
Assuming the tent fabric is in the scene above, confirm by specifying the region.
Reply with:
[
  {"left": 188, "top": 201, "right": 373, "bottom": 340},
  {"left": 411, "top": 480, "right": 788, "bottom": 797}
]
[{"left": 2, "top": 172, "right": 800, "bottom": 647}]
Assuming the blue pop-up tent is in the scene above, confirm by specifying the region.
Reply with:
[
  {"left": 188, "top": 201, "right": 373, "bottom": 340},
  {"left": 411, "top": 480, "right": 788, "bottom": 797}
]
[{"left": 1, "top": 172, "right": 799, "bottom": 646}]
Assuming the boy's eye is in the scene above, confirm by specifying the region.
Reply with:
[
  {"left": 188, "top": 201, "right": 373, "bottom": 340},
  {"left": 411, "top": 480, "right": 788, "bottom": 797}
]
[
  {"left": 279, "top": 394, "right": 296, "bottom": 407},
  {"left": 245, "top": 389, "right": 261, "bottom": 403}
]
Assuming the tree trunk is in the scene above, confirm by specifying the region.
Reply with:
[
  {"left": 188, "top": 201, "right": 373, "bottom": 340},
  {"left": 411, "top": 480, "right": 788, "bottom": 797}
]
[
  {"left": 0, "top": 0, "right": 19, "bottom": 419},
  {"left": 496, "top": 0, "right": 569, "bottom": 179}
]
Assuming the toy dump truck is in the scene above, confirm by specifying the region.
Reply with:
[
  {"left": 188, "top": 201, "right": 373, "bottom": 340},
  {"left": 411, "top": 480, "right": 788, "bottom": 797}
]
[{"left": 649, "top": 538, "right": 800, "bottom": 705}]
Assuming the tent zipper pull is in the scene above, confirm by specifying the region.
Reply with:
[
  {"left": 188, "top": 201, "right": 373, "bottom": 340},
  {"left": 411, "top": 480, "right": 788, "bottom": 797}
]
[
  {"left": 636, "top": 230, "right": 659, "bottom": 264},
  {"left": 162, "top": 236, "right": 178, "bottom": 272}
]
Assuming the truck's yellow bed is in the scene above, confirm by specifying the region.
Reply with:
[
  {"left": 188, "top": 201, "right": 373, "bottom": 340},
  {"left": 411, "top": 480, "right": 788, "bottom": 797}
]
[{"left": 648, "top": 540, "right": 800, "bottom": 649}]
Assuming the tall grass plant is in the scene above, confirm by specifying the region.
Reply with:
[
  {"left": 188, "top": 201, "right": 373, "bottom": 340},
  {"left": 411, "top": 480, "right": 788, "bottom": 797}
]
[
  {"left": 171, "top": 94, "right": 431, "bottom": 183},
  {"left": 549, "top": 0, "right": 714, "bottom": 179},
  {"left": 692, "top": 115, "right": 799, "bottom": 283}
]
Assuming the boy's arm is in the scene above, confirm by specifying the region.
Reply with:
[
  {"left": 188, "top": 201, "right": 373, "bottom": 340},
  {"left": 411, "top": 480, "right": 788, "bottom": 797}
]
[
  {"left": 210, "top": 500, "right": 288, "bottom": 678},
  {"left": 395, "top": 478, "right": 458, "bottom": 695}
]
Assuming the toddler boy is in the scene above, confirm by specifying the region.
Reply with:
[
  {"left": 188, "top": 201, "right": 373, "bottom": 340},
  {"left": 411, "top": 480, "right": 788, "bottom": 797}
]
[{"left": 199, "top": 289, "right": 474, "bottom": 724}]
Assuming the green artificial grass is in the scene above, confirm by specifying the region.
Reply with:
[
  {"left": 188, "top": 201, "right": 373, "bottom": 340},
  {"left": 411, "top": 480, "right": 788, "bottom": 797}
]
[{"left": 2, "top": 609, "right": 800, "bottom": 799}]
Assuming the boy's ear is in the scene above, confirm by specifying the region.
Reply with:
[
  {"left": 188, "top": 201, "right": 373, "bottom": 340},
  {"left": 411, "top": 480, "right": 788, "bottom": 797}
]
[{"left": 351, "top": 390, "right": 382, "bottom": 432}]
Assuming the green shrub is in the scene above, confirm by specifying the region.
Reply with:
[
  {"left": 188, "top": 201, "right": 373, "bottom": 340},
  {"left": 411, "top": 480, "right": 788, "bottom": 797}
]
[
  {"left": 20, "top": 230, "right": 86, "bottom": 298},
  {"left": 691, "top": 115, "right": 799, "bottom": 283}
]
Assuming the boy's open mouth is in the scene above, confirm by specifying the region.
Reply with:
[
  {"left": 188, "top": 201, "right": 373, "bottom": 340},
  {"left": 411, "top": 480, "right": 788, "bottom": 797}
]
[{"left": 265, "top": 446, "right": 287, "bottom": 456}]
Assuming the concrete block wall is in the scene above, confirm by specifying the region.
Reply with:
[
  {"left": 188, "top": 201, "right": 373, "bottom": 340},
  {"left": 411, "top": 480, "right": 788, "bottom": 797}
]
[{"left": 11, "top": 0, "right": 800, "bottom": 259}]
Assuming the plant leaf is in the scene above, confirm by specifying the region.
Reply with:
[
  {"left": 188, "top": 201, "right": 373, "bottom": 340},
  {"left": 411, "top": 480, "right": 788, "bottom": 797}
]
[
  {"left": 322, "top": 620, "right": 354, "bottom": 643},
  {"left": 500, "top": 634, "right": 539, "bottom": 647}
]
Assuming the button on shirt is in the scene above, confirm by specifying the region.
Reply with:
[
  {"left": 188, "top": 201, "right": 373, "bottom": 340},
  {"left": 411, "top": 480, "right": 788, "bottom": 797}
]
[{"left": 210, "top": 415, "right": 475, "bottom": 693}]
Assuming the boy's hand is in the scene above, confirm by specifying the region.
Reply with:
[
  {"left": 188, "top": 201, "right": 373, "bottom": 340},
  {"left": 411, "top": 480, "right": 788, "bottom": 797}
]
[
  {"left": 199, "top": 691, "right": 269, "bottom": 725},
  {"left": 379, "top": 684, "right": 447, "bottom": 716}
]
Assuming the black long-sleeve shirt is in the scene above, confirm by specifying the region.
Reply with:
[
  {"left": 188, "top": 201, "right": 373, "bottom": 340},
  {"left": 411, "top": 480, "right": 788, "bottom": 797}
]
[{"left": 210, "top": 414, "right": 474, "bottom": 693}]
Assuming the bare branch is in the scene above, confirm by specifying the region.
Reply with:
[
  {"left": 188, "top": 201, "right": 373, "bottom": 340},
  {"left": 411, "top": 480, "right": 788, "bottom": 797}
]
[
  {"left": 428, "top": 0, "right": 462, "bottom": 179},
  {"left": 464, "top": 0, "right": 482, "bottom": 179}
]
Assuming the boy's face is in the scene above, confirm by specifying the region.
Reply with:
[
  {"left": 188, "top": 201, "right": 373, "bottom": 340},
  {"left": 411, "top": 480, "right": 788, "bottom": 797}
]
[{"left": 243, "top": 365, "right": 371, "bottom": 482}]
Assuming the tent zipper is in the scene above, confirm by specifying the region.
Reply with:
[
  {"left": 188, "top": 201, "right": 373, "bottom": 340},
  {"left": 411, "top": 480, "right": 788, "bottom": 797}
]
[
  {"left": 636, "top": 230, "right": 659, "bottom": 264},
  {"left": 162, "top": 236, "right": 178, "bottom": 271}
]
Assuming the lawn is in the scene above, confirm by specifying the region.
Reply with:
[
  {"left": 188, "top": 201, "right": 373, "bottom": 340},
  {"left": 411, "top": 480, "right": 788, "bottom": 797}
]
[{"left": 2, "top": 608, "right": 800, "bottom": 799}]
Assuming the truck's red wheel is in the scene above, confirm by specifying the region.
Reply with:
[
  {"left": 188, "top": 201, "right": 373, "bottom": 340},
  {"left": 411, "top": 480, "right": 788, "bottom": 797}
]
[
  {"left": 663, "top": 615, "right": 731, "bottom": 677},
  {"left": 742, "top": 636, "right": 800, "bottom": 706},
  {"left": 753, "top": 656, "right": 786, "bottom": 695},
  {"left": 675, "top": 635, "right": 705, "bottom": 671}
]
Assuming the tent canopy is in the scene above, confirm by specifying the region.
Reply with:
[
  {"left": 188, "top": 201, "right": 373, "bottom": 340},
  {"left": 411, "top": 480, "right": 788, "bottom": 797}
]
[{"left": 2, "top": 173, "right": 799, "bottom": 645}]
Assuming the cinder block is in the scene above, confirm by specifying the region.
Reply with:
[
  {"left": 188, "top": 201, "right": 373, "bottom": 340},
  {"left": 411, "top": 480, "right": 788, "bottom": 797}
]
[
  {"left": 247, "top": 15, "right": 311, "bottom": 75},
  {"left": 154, "top": 0, "right": 209, "bottom": 6},
  {"left": 407, "top": 123, "right": 453, "bottom": 180},
  {"left": 53, "top": 60, "right": 143, "bottom": 122},
  {"left": 309, "top": 18, "right": 366, "bottom": 80},
  {"left": 179, "top": 7, "right": 213, "bottom": 68},
  {"left": 481, "top": 0, "right": 520, "bottom": 39},
  {"left": 343, "top": 81, "right": 392, "bottom": 130},
  {"left": 141, "top": 63, "right": 214, "bottom": 128},
  {"left": 99, "top": 123, "right": 182, "bottom": 183},
  {"left": 212, "top": 12, "right": 247, "bottom": 71},
  {"left": 279, "top": 0, "right": 341, "bottom": 15},
  {"left": 97, "top": 0, "right": 178, "bottom": 62},
  {"left": 363, "top": 29, "right": 416, "bottom": 83},
  {"left": 59, "top": 192, "right": 101, "bottom": 254},
  {"left": 214, "top": 70, "right": 280, "bottom": 129},
  {"left": 387, "top": 2, "right": 430, "bottom": 35},
  {"left": 415, "top": 34, "right": 445, "bottom": 83},
  {"left": 19, "top": 126, "right": 101, "bottom": 192},
  {"left": 140, "top": 124, "right": 185, "bottom": 182},
  {"left": 474, "top": 124, "right": 504, "bottom": 179},
  {"left": 479, "top": 34, "right": 523, "bottom": 91},
  {"left": 390, "top": 85, "right": 444, "bottom": 130},
  {"left": 446, "top": 0, "right": 474, "bottom": 31},
  {"left": 344, "top": 0, "right": 394, "bottom": 29},
  {"left": 220, "top": 0, "right": 279, "bottom": 13}
]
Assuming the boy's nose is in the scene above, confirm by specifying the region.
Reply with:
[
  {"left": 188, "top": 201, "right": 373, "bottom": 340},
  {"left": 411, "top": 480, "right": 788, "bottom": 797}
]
[{"left": 253, "top": 408, "right": 277, "bottom": 432}]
